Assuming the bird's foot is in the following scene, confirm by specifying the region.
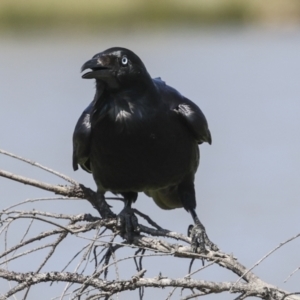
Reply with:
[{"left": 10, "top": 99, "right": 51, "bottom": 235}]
[
  {"left": 117, "top": 206, "right": 140, "bottom": 243},
  {"left": 188, "top": 224, "right": 218, "bottom": 253}
]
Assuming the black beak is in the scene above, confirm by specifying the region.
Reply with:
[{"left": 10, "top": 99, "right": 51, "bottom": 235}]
[{"left": 81, "top": 55, "right": 112, "bottom": 80}]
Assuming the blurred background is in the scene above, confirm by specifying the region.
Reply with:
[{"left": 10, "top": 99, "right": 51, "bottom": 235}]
[{"left": 1, "top": 0, "right": 300, "bottom": 299}]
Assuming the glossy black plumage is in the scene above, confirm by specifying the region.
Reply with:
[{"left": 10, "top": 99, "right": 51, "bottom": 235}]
[{"left": 73, "top": 47, "right": 217, "bottom": 252}]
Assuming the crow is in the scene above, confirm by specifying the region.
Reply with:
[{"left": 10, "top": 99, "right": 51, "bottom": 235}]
[{"left": 73, "top": 47, "right": 217, "bottom": 252}]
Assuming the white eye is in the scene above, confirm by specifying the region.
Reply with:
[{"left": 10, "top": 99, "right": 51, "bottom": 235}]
[{"left": 121, "top": 56, "right": 128, "bottom": 66}]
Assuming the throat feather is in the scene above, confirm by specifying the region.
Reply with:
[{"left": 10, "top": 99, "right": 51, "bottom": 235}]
[{"left": 115, "top": 109, "right": 132, "bottom": 121}]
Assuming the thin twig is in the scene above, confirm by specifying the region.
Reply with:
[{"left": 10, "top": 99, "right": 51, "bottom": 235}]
[
  {"left": 3, "top": 210, "right": 82, "bottom": 221},
  {"left": 282, "top": 293, "right": 300, "bottom": 300},
  {"left": 166, "top": 287, "right": 177, "bottom": 300},
  {"left": 2, "top": 196, "right": 79, "bottom": 212},
  {"left": 0, "top": 148, "right": 77, "bottom": 185},
  {"left": 181, "top": 292, "right": 205, "bottom": 300},
  {"left": 23, "top": 231, "right": 69, "bottom": 300},
  {"left": 0, "top": 228, "right": 64, "bottom": 260},
  {"left": 0, "top": 244, "right": 52, "bottom": 266},
  {"left": 133, "top": 208, "right": 163, "bottom": 230},
  {"left": 284, "top": 266, "right": 300, "bottom": 283},
  {"left": 232, "top": 232, "right": 300, "bottom": 287},
  {"left": 9, "top": 215, "right": 74, "bottom": 233},
  {"left": 185, "top": 261, "right": 216, "bottom": 279},
  {"left": 0, "top": 169, "right": 77, "bottom": 197},
  {"left": 59, "top": 244, "right": 91, "bottom": 300}
]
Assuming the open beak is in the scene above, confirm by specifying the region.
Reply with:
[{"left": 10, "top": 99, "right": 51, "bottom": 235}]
[{"left": 81, "top": 55, "right": 112, "bottom": 80}]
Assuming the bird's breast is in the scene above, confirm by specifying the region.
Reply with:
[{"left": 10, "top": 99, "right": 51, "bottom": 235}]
[{"left": 90, "top": 109, "right": 198, "bottom": 193}]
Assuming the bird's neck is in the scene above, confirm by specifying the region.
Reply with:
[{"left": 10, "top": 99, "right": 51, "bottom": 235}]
[
  {"left": 97, "top": 79, "right": 158, "bottom": 103},
  {"left": 92, "top": 80, "right": 160, "bottom": 125}
]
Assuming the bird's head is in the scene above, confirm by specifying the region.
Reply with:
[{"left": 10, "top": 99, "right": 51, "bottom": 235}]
[{"left": 81, "top": 47, "right": 151, "bottom": 90}]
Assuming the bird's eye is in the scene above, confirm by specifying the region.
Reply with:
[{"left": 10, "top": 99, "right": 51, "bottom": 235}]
[{"left": 121, "top": 56, "right": 128, "bottom": 66}]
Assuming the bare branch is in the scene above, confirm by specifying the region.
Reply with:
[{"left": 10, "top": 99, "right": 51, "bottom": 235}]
[
  {"left": 3, "top": 196, "right": 77, "bottom": 212},
  {"left": 0, "top": 268, "right": 297, "bottom": 300},
  {"left": 0, "top": 168, "right": 115, "bottom": 219},
  {"left": 0, "top": 228, "right": 63, "bottom": 260},
  {"left": 2, "top": 150, "right": 300, "bottom": 299},
  {"left": 0, "top": 148, "right": 77, "bottom": 185},
  {"left": 0, "top": 169, "right": 78, "bottom": 197}
]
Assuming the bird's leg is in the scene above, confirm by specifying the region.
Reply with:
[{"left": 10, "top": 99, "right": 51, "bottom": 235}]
[
  {"left": 188, "top": 208, "right": 218, "bottom": 253},
  {"left": 117, "top": 192, "right": 140, "bottom": 243},
  {"left": 92, "top": 190, "right": 115, "bottom": 219}
]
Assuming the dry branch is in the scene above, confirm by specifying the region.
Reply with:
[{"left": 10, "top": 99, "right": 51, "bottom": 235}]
[{"left": 1, "top": 149, "right": 300, "bottom": 299}]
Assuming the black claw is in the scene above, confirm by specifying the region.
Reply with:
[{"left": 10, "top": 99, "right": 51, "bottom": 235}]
[
  {"left": 125, "top": 216, "right": 134, "bottom": 242},
  {"left": 116, "top": 214, "right": 123, "bottom": 230},
  {"left": 131, "top": 214, "right": 140, "bottom": 233},
  {"left": 188, "top": 209, "right": 218, "bottom": 253},
  {"left": 189, "top": 224, "right": 218, "bottom": 253},
  {"left": 187, "top": 224, "right": 193, "bottom": 237},
  {"left": 116, "top": 206, "right": 140, "bottom": 243}
]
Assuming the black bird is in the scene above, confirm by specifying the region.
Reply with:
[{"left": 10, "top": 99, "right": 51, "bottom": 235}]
[{"left": 73, "top": 47, "right": 217, "bottom": 252}]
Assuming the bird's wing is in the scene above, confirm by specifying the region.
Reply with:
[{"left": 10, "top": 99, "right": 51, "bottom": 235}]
[
  {"left": 154, "top": 78, "right": 211, "bottom": 144},
  {"left": 174, "top": 97, "right": 212, "bottom": 144},
  {"left": 72, "top": 101, "right": 94, "bottom": 173}
]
